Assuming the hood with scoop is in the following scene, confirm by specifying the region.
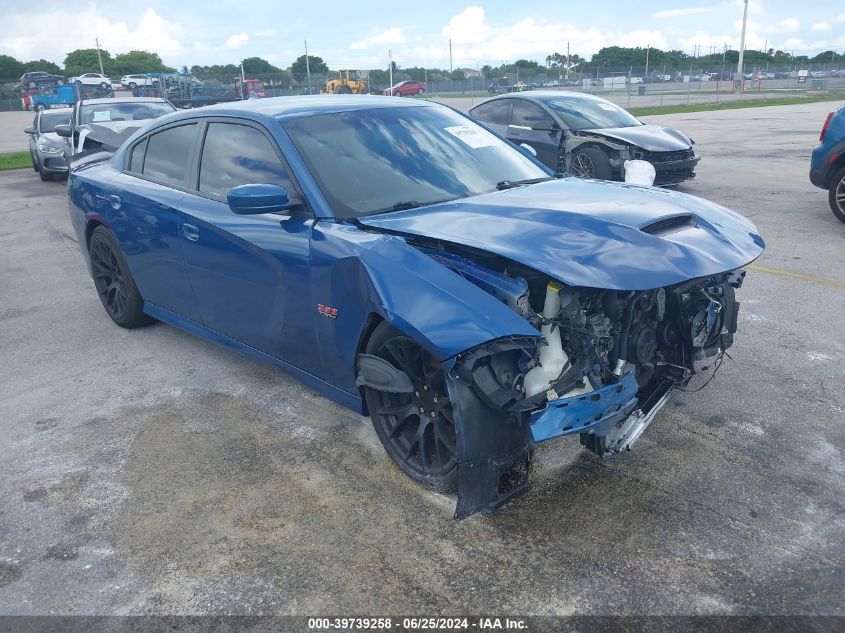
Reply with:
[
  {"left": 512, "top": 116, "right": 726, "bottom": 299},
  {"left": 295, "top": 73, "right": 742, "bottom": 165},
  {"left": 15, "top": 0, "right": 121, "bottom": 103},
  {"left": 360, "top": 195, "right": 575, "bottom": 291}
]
[{"left": 358, "top": 178, "right": 764, "bottom": 290}]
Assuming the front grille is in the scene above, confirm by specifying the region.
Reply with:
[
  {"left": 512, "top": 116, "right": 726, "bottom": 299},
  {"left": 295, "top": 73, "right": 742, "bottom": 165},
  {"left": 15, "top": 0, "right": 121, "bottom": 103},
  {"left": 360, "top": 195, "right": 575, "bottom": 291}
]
[{"left": 640, "top": 149, "right": 695, "bottom": 163}]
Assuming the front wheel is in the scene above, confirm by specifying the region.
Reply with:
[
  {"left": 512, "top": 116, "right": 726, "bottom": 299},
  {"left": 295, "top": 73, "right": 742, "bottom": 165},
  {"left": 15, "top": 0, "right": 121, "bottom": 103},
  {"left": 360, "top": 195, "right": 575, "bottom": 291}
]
[
  {"left": 828, "top": 166, "right": 845, "bottom": 224},
  {"left": 570, "top": 146, "right": 613, "bottom": 180},
  {"left": 39, "top": 167, "right": 51, "bottom": 181},
  {"left": 128, "top": 82, "right": 137, "bottom": 89},
  {"left": 88, "top": 226, "right": 151, "bottom": 328},
  {"left": 363, "top": 323, "right": 458, "bottom": 492},
  {"left": 100, "top": 82, "right": 109, "bottom": 89},
  {"left": 417, "top": 88, "right": 424, "bottom": 95}
]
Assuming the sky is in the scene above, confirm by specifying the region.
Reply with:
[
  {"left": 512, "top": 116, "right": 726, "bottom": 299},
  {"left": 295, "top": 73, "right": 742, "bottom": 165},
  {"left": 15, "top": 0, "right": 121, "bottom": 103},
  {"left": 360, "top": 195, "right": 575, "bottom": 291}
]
[{"left": 0, "top": 0, "right": 843, "bottom": 70}]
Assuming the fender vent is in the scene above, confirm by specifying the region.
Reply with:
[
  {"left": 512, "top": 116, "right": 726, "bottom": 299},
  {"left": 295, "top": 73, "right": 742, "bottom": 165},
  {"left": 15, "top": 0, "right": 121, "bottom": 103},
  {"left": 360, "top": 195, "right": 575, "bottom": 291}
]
[{"left": 640, "top": 214, "right": 696, "bottom": 236}]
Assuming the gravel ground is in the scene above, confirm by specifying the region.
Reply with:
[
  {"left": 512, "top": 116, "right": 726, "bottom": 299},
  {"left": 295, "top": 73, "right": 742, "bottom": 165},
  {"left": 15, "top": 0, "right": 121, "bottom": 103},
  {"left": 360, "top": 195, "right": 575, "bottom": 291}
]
[{"left": 0, "top": 101, "right": 843, "bottom": 616}]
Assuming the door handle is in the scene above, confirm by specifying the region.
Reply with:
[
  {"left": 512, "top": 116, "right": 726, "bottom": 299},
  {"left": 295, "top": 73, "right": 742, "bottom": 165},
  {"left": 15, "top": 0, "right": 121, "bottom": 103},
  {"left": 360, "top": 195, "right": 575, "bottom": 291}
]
[
  {"left": 95, "top": 193, "right": 121, "bottom": 209},
  {"left": 182, "top": 223, "right": 200, "bottom": 242}
]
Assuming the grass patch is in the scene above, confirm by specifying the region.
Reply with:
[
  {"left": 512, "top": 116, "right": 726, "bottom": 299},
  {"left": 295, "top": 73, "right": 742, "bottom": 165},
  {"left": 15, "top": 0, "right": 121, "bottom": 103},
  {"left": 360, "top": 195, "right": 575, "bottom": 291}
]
[
  {"left": 630, "top": 94, "right": 845, "bottom": 116},
  {"left": 0, "top": 151, "right": 31, "bottom": 171}
]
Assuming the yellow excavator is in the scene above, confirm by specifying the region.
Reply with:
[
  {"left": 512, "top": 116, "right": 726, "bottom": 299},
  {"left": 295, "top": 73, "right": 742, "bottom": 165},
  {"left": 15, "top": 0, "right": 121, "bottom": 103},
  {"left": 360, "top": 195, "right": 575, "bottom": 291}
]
[{"left": 323, "top": 69, "right": 369, "bottom": 94}]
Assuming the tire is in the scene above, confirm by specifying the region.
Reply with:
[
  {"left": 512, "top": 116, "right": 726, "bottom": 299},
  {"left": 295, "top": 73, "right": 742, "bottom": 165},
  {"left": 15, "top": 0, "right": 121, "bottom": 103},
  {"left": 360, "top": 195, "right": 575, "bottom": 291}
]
[
  {"left": 88, "top": 226, "right": 151, "bottom": 328},
  {"left": 31, "top": 152, "right": 38, "bottom": 172},
  {"left": 28, "top": 81, "right": 36, "bottom": 89},
  {"left": 828, "top": 165, "right": 845, "bottom": 224},
  {"left": 56, "top": 79, "right": 64, "bottom": 86},
  {"left": 39, "top": 168, "right": 52, "bottom": 181},
  {"left": 128, "top": 82, "right": 137, "bottom": 89},
  {"left": 100, "top": 82, "right": 109, "bottom": 89},
  {"left": 34, "top": 103, "right": 45, "bottom": 112},
  {"left": 363, "top": 322, "right": 459, "bottom": 492},
  {"left": 336, "top": 85, "right": 352, "bottom": 94},
  {"left": 393, "top": 90, "right": 403, "bottom": 97},
  {"left": 569, "top": 146, "right": 614, "bottom": 180},
  {"left": 417, "top": 88, "right": 424, "bottom": 95}
]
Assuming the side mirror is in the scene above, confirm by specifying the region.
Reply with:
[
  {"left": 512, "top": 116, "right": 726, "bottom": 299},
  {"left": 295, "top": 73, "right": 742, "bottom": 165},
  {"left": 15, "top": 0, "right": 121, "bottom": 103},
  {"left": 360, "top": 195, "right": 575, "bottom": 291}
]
[
  {"left": 227, "top": 184, "right": 291, "bottom": 215},
  {"left": 518, "top": 143, "right": 538, "bottom": 158},
  {"left": 55, "top": 124, "right": 72, "bottom": 138},
  {"left": 24, "top": 126, "right": 35, "bottom": 135}
]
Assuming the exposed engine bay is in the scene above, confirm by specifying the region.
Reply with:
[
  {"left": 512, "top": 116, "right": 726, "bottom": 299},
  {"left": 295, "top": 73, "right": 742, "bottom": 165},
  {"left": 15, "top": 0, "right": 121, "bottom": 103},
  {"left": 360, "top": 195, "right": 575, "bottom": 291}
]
[{"left": 409, "top": 240, "right": 744, "bottom": 515}]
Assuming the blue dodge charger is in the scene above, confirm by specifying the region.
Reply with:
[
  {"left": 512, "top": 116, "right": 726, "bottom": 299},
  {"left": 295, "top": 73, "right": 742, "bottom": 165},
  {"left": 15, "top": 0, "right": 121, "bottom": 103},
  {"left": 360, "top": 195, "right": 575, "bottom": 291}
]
[{"left": 68, "top": 96, "right": 764, "bottom": 518}]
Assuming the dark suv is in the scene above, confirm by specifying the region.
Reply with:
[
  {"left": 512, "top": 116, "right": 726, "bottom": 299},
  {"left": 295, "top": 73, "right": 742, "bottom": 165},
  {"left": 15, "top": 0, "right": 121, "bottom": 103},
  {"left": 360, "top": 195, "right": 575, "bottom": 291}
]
[
  {"left": 17, "top": 71, "right": 67, "bottom": 91},
  {"left": 810, "top": 104, "right": 845, "bottom": 223}
]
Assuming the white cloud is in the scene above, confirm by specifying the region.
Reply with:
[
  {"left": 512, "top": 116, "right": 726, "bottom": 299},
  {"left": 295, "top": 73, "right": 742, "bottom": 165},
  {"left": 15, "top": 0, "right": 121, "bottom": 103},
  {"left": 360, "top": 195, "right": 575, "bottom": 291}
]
[
  {"left": 778, "top": 18, "right": 800, "bottom": 33},
  {"left": 255, "top": 29, "right": 277, "bottom": 38},
  {"left": 835, "top": 14, "right": 845, "bottom": 23},
  {"left": 223, "top": 33, "right": 249, "bottom": 49},
  {"left": 780, "top": 37, "right": 805, "bottom": 49},
  {"left": 0, "top": 7, "right": 183, "bottom": 64},
  {"left": 652, "top": 7, "right": 713, "bottom": 19},
  {"left": 442, "top": 7, "right": 491, "bottom": 45},
  {"left": 350, "top": 28, "right": 407, "bottom": 50},
  {"left": 811, "top": 22, "right": 831, "bottom": 32}
]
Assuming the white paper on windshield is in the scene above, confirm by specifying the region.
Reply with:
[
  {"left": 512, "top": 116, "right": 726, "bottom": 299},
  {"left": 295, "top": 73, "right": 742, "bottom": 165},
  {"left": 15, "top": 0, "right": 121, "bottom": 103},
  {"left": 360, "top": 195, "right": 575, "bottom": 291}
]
[
  {"left": 92, "top": 111, "right": 112, "bottom": 122},
  {"left": 445, "top": 125, "right": 495, "bottom": 149},
  {"left": 597, "top": 103, "right": 619, "bottom": 111}
]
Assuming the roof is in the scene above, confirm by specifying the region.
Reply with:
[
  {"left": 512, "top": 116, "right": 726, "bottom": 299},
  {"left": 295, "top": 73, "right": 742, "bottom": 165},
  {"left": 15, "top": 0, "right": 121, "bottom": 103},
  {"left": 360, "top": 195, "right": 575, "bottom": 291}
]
[
  {"left": 193, "top": 95, "right": 434, "bottom": 120},
  {"left": 487, "top": 90, "right": 610, "bottom": 104},
  {"left": 78, "top": 97, "right": 171, "bottom": 106}
]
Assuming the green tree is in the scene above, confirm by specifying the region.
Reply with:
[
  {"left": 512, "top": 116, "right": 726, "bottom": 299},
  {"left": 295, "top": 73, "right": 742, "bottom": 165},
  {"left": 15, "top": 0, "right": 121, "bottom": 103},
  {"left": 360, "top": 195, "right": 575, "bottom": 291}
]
[
  {"left": 0, "top": 54, "right": 23, "bottom": 80},
  {"left": 290, "top": 54, "right": 328, "bottom": 79},
  {"left": 242, "top": 56, "right": 280, "bottom": 75},
  {"left": 21, "top": 59, "right": 62, "bottom": 75},
  {"left": 64, "top": 48, "right": 112, "bottom": 76},
  {"left": 111, "top": 50, "right": 171, "bottom": 76}
]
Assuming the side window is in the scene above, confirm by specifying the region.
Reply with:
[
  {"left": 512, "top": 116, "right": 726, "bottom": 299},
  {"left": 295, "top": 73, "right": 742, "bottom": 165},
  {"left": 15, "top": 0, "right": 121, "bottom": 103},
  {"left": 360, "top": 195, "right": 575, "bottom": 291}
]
[
  {"left": 198, "top": 122, "right": 296, "bottom": 201},
  {"left": 141, "top": 124, "right": 197, "bottom": 186},
  {"left": 472, "top": 100, "right": 510, "bottom": 125},
  {"left": 511, "top": 101, "right": 555, "bottom": 130},
  {"left": 128, "top": 138, "right": 147, "bottom": 174}
]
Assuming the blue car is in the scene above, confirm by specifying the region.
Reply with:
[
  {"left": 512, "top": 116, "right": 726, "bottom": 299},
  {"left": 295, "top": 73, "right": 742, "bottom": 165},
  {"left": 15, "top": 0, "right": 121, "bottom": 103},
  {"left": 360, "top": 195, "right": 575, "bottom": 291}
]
[
  {"left": 810, "top": 104, "right": 845, "bottom": 223},
  {"left": 67, "top": 96, "right": 764, "bottom": 518}
]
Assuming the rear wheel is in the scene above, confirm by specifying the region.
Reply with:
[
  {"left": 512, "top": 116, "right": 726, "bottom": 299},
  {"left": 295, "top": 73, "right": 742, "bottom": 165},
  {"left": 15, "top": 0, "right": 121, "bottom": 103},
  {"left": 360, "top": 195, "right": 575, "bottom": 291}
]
[
  {"left": 128, "top": 82, "right": 137, "bottom": 89},
  {"left": 56, "top": 79, "right": 64, "bottom": 86},
  {"left": 336, "top": 85, "right": 352, "bottom": 94},
  {"left": 99, "top": 82, "right": 109, "bottom": 89},
  {"left": 828, "top": 166, "right": 845, "bottom": 224},
  {"left": 570, "top": 146, "right": 613, "bottom": 180},
  {"left": 363, "top": 322, "right": 458, "bottom": 492},
  {"left": 88, "top": 226, "right": 151, "bottom": 328}
]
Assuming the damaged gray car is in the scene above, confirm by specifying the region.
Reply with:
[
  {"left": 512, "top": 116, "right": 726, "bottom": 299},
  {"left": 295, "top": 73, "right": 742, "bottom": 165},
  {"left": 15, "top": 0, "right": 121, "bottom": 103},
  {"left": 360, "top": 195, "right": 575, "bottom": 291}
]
[{"left": 470, "top": 91, "right": 700, "bottom": 186}]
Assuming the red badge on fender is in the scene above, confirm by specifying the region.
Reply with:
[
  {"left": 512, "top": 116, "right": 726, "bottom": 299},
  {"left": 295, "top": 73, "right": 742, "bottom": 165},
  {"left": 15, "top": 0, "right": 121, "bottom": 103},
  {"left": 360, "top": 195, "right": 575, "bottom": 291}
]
[{"left": 317, "top": 304, "right": 338, "bottom": 318}]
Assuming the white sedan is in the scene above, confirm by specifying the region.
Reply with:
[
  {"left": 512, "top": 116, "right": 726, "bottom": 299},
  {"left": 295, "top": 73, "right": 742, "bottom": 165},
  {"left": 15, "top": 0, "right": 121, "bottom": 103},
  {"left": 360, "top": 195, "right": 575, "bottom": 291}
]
[{"left": 70, "top": 73, "right": 113, "bottom": 89}]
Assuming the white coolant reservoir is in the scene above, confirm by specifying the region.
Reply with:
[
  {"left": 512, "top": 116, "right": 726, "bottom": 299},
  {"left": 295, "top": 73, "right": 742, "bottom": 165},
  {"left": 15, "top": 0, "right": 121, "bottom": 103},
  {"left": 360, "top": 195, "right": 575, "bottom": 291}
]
[{"left": 525, "top": 282, "right": 566, "bottom": 397}]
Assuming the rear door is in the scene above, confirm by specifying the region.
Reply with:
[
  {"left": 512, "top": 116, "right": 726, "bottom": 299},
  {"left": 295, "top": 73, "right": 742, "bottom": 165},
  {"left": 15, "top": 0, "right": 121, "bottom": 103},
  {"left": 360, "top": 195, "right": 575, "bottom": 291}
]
[
  {"left": 178, "top": 118, "right": 318, "bottom": 371},
  {"left": 110, "top": 122, "right": 200, "bottom": 320},
  {"left": 506, "top": 100, "right": 562, "bottom": 169},
  {"left": 470, "top": 99, "right": 511, "bottom": 137}
]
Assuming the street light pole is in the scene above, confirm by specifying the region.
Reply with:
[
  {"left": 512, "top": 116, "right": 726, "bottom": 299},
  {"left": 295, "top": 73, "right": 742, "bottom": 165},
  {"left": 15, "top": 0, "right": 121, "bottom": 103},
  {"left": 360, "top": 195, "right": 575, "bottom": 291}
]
[
  {"left": 737, "top": 0, "right": 749, "bottom": 94},
  {"left": 388, "top": 49, "right": 393, "bottom": 93},
  {"left": 95, "top": 37, "right": 104, "bottom": 75},
  {"left": 304, "top": 39, "right": 312, "bottom": 95},
  {"left": 449, "top": 39, "right": 453, "bottom": 73},
  {"left": 645, "top": 44, "right": 650, "bottom": 78}
]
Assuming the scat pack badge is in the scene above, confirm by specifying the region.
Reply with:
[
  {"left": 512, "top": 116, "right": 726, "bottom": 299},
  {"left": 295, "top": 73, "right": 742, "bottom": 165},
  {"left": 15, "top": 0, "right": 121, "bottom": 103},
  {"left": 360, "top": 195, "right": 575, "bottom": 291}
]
[{"left": 317, "top": 304, "right": 338, "bottom": 319}]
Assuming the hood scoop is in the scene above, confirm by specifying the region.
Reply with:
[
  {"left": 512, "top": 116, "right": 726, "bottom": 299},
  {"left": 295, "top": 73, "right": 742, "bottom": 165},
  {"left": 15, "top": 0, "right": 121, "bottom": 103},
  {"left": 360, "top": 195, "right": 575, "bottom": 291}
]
[{"left": 640, "top": 214, "right": 696, "bottom": 236}]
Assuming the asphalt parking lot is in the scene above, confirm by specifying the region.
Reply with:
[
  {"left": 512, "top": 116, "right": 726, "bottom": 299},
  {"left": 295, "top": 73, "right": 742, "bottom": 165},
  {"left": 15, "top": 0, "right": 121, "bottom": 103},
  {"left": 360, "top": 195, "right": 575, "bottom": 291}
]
[{"left": 0, "top": 101, "right": 843, "bottom": 616}]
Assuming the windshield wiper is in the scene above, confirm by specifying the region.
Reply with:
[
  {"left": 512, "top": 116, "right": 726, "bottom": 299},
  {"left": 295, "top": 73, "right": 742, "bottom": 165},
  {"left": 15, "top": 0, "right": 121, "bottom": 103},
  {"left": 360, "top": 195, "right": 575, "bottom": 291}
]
[
  {"left": 496, "top": 175, "right": 559, "bottom": 190},
  {"left": 389, "top": 201, "right": 423, "bottom": 211}
]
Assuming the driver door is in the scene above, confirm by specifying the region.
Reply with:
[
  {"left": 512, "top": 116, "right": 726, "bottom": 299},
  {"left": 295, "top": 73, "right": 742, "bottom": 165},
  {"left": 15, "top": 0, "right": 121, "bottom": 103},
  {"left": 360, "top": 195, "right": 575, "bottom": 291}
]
[
  {"left": 178, "top": 118, "right": 319, "bottom": 373},
  {"left": 506, "top": 100, "right": 562, "bottom": 170}
]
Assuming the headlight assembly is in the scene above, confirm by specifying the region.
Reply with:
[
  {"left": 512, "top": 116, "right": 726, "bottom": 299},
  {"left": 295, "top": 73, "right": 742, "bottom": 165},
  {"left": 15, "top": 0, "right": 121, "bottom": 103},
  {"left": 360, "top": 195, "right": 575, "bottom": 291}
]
[{"left": 37, "top": 144, "right": 63, "bottom": 154}]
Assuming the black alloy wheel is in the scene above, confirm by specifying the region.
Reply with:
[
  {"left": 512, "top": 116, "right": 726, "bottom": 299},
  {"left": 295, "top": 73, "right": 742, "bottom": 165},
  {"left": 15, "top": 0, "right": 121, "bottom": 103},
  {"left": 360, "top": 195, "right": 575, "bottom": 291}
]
[
  {"left": 364, "top": 323, "right": 459, "bottom": 492},
  {"left": 88, "top": 226, "right": 150, "bottom": 328},
  {"left": 569, "top": 147, "right": 613, "bottom": 180}
]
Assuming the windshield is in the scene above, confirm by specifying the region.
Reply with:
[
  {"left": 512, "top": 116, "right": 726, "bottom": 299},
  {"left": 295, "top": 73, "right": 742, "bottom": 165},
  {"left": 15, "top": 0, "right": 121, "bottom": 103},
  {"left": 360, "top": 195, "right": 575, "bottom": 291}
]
[
  {"left": 40, "top": 111, "right": 71, "bottom": 133},
  {"left": 282, "top": 105, "right": 549, "bottom": 218},
  {"left": 80, "top": 101, "right": 175, "bottom": 124},
  {"left": 544, "top": 97, "right": 641, "bottom": 130}
]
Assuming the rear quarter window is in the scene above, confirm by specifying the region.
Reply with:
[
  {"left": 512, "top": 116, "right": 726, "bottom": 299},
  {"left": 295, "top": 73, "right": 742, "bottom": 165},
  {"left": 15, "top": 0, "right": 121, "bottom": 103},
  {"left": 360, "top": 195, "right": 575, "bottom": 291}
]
[{"left": 136, "top": 123, "right": 197, "bottom": 187}]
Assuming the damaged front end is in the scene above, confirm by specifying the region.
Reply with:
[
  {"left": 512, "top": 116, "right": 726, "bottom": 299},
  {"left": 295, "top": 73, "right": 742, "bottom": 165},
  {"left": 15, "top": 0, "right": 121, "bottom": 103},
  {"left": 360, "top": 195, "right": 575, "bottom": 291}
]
[{"left": 419, "top": 246, "right": 746, "bottom": 518}]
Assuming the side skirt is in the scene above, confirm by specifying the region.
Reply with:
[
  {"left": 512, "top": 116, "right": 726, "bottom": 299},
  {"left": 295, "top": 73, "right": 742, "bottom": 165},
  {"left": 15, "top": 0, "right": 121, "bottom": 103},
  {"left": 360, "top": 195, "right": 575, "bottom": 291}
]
[{"left": 143, "top": 302, "right": 364, "bottom": 413}]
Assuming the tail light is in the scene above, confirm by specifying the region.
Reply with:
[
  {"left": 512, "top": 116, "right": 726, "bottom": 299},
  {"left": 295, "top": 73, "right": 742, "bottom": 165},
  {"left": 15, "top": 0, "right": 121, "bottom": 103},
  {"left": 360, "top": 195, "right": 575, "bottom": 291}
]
[{"left": 820, "top": 112, "right": 834, "bottom": 142}]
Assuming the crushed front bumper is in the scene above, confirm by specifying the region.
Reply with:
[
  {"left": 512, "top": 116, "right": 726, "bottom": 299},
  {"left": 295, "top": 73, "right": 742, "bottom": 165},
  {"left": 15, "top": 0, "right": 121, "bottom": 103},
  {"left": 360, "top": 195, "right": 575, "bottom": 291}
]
[{"left": 529, "top": 371, "right": 639, "bottom": 442}]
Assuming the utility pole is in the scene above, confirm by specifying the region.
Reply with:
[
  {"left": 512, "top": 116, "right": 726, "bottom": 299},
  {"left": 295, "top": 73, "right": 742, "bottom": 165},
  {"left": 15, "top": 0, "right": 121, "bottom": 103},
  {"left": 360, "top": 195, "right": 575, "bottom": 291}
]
[
  {"left": 388, "top": 49, "right": 393, "bottom": 92},
  {"left": 645, "top": 44, "right": 650, "bottom": 78},
  {"left": 95, "top": 37, "right": 104, "bottom": 75},
  {"left": 304, "top": 39, "right": 312, "bottom": 95},
  {"left": 449, "top": 39, "right": 453, "bottom": 73},
  {"left": 240, "top": 62, "right": 246, "bottom": 99},
  {"left": 566, "top": 41, "right": 570, "bottom": 79},
  {"left": 737, "top": 0, "right": 749, "bottom": 93}
]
